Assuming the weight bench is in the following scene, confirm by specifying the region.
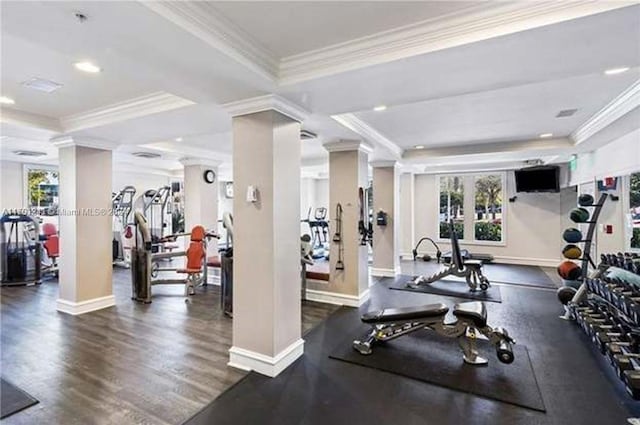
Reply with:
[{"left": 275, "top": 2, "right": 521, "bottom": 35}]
[
  {"left": 407, "top": 220, "right": 490, "bottom": 291},
  {"left": 354, "top": 301, "right": 514, "bottom": 365}
]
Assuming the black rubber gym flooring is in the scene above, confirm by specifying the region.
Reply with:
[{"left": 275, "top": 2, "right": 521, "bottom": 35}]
[
  {"left": 185, "top": 275, "right": 640, "bottom": 425},
  {"left": 0, "top": 378, "right": 38, "bottom": 419},
  {"left": 390, "top": 274, "right": 503, "bottom": 302}
]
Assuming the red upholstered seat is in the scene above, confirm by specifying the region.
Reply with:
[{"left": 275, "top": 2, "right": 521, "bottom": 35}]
[
  {"left": 207, "top": 256, "right": 221, "bottom": 268},
  {"left": 42, "top": 223, "right": 59, "bottom": 258}
]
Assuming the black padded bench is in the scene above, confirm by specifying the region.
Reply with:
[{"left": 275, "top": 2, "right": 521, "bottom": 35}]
[
  {"left": 453, "top": 302, "right": 487, "bottom": 327},
  {"left": 361, "top": 303, "right": 449, "bottom": 323}
]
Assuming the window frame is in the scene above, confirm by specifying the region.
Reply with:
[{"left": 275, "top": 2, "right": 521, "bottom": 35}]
[
  {"left": 22, "top": 163, "right": 59, "bottom": 214},
  {"left": 435, "top": 172, "right": 507, "bottom": 247},
  {"left": 471, "top": 172, "right": 507, "bottom": 246},
  {"left": 627, "top": 171, "right": 640, "bottom": 253}
]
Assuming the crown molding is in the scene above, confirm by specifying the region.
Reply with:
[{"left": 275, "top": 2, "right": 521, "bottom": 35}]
[
  {"left": 370, "top": 160, "right": 399, "bottom": 168},
  {"left": 179, "top": 158, "right": 223, "bottom": 168},
  {"left": 59, "top": 92, "right": 195, "bottom": 133},
  {"left": 571, "top": 79, "right": 640, "bottom": 146},
  {"left": 331, "top": 113, "right": 402, "bottom": 159},
  {"left": 279, "top": 1, "right": 631, "bottom": 85},
  {"left": 223, "top": 94, "right": 309, "bottom": 123},
  {"left": 51, "top": 135, "right": 119, "bottom": 151},
  {"left": 0, "top": 108, "right": 62, "bottom": 133},
  {"left": 141, "top": 1, "right": 278, "bottom": 82},
  {"left": 323, "top": 139, "right": 374, "bottom": 154}
]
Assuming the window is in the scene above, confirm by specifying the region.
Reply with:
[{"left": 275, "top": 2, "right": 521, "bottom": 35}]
[
  {"left": 630, "top": 172, "right": 640, "bottom": 250},
  {"left": 25, "top": 167, "right": 59, "bottom": 215},
  {"left": 474, "top": 174, "right": 503, "bottom": 242},
  {"left": 438, "top": 176, "right": 464, "bottom": 240}
]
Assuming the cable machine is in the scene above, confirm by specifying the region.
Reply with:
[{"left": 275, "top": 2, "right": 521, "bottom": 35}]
[{"left": 1, "top": 213, "right": 41, "bottom": 286}]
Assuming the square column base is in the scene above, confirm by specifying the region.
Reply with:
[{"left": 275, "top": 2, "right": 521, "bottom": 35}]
[
  {"left": 228, "top": 339, "right": 305, "bottom": 377},
  {"left": 56, "top": 295, "right": 116, "bottom": 315},
  {"left": 304, "top": 288, "right": 370, "bottom": 307},
  {"left": 371, "top": 267, "right": 401, "bottom": 278}
]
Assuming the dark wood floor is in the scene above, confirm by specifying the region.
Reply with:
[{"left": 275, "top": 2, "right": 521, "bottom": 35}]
[{"left": 0, "top": 269, "right": 339, "bottom": 425}]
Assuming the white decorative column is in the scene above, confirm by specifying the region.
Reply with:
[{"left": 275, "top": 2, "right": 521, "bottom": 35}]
[
  {"left": 400, "top": 172, "right": 416, "bottom": 260},
  {"left": 52, "top": 136, "right": 117, "bottom": 315},
  {"left": 224, "top": 95, "right": 308, "bottom": 377},
  {"left": 180, "top": 158, "right": 220, "bottom": 255},
  {"left": 371, "top": 161, "right": 401, "bottom": 277},
  {"left": 307, "top": 140, "right": 371, "bottom": 307}
]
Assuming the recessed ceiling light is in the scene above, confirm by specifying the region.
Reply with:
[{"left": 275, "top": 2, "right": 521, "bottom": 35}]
[
  {"left": 373, "top": 105, "right": 387, "bottom": 112},
  {"left": 0, "top": 96, "right": 15, "bottom": 105},
  {"left": 74, "top": 61, "right": 101, "bottom": 73},
  {"left": 175, "top": 137, "right": 183, "bottom": 142},
  {"left": 604, "top": 67, "right": 630, "bottom": 76},
  {"left": 539, "top": 133, "right": 553, "bottom": 138},
  {"left": 414, "top": 145, "right": 425, "bottom": 149}
]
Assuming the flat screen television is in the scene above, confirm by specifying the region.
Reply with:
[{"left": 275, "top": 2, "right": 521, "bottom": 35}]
[{"left": 514, "top": 165, "right": 560, "bottom": 193}]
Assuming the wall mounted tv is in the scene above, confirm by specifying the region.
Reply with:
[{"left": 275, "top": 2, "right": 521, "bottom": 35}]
[{"left": 514, "top": 165, "right": 560, "bottom": 193}]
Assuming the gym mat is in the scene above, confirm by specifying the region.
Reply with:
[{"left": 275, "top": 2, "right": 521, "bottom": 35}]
[
  {"left": 390, "top": 275, "right": 502, "bottom": 303},
  {"left": 329, "top": 330, "right": 545, "bottom": 413},
  {"left": 482, "top": 263, "right": 557, "bottom": 288},
  {"left": 0, "top": 378, "right": 38, "bottom": 419}
]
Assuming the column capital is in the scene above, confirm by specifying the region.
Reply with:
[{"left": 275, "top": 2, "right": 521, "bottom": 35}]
[
  {"left": 370, "top": 160, "right": 400, "bottom": 168},
  {"left": 179, "top": 157, "right": 222, "bottom": 168},
  {"left": 51, "top": 135, "right": 119, "bottom": 150},
  {"left": 223, "top": 94, "right": 309, "bottom": 123},
  {"left": 323, "top": 139, "right": 373, "bottom": 154}
]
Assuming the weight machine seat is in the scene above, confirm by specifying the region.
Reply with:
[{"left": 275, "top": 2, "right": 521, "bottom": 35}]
[
  {"left": 361, "top": 303, "right": 449, "bottom": 324},
  {"left": 452, "top": 302, "right": 487, "bottom": 328},
  {"left": 207, "top": 256, "right": 221, "bottom": 268}
]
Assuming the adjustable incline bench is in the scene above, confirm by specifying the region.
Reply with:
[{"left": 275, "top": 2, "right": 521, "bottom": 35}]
[
  {"left": 353, "top": 301, "right": 515, "bottom": 365},
  {"left": 407, "top": 220, "right": 491, "bottom": 292}
]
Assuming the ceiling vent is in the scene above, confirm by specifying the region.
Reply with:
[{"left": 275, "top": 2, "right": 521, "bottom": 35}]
[
  {"left": 556, "top": 109, "right": 578, "bottom": 118},
  {"left": 13, "top": 150, "right": 47, "bottom": 157},
  {"left": 22, "top": 77, "right": 63, "bottom": 93},
  {"left": 132, "top": 152, "right": 162, "bottom": 159},
  {"left": 300, "top": 130, "right": 317, "bottom": 140}
]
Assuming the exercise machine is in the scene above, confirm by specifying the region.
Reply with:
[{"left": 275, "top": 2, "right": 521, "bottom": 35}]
[
  {"left": 303, "top": 207, "right": 329, "bottom": 259},
  {"left": 220, "top": 212, "right": 233, "bottom": 316},
  {"left": 353, "top": 301, "right": 515, "bottom": 366},
  {"left": 407, "top": 220, "right": 491, "bottom": 291},
  {"left": 300, "top": 234, "right": 314, "bottom": 300},
  {"left": 1, "top": 213, "right": 41, "bottom": 286},
  {"left": 412, "top": 237, "right": 442, "bottom": 262},
  {"left": 130, "top": 211, "right": 217, "bottom": 303},
  {"left": 112, "top": 186, "right": 136, "bottom": 267},
  {"left": 141, "top": 186, "right": 171, "bottom": 252}
]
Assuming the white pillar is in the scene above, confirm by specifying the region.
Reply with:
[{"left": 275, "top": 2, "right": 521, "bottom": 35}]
[
  {"left": 225, "top": 95, "right": 307, "bottom": 377},
  {"left": 399, "top": 172, "right": 415, "bottom": 260},
  {"left": 52, "top": 137, "right": 116, "bottom": 315},
  {"left": 371, "top": 161, "right": 400, "bottom": 277},
  {"left": 180, "top": 158, "right": 220, "bottom": 255},
  {"left": 313, "top": 140, "right": 371, "bottom": 307}
]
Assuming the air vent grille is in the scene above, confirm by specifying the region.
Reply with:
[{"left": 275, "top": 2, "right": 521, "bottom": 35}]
[
  {"left": 300, "top": 130, "right": 317, "bottom": 140},
  {"left": 132, "top": 152, "right": 161, "bottom": 159},
  {"left": 22, "top": 78, "right": 63, "bottom": 93},
  {"left": 556, "top": 109, "right": 578, "bottom": 118},
  {"left": 13, "top": 150, "right": 47, "bottom": 157}
]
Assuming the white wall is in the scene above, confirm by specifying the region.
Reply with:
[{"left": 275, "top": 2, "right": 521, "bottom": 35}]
[
  {"left": 314, "top": 178, "right": 329, "bottom": 211},
  {"left": 413, "top": 171, "right": 572, "bottom": 267},
  {"left": 0, "top": 160, "right": 24, "bottom": 212}
]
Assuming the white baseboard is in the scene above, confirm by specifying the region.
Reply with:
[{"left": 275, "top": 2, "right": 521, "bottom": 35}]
[
  {"left": 492, "top": 256, "right": 559, "bottom": 268},
  {"left": 228, "top": 338, "right": 304, "bottom": 377},
  {"left": 401, "top": 252, "right": 414, "bottom": 261},
  {"left": 56, "top": 295, "right": 116, "bottom": 315},
  {"left": 305, "top": 288, "right": 369, "bottom": 307},
  {"left": 371, "top": 267, "right": 400, "bottom": 278}
]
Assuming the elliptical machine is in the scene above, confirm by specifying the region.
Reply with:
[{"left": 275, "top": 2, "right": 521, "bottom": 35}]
[{"left": 1, "top": 213, "right": 41, "bottom": 286}]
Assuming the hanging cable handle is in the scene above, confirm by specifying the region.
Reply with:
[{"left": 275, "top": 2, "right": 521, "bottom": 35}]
[{"left": 333, "top": 203, "right": 343, "bottom": 243}]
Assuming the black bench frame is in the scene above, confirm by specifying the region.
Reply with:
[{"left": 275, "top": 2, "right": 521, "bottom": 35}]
[{"left": 407, "top": 220, "right": 491, "bottom": 291}]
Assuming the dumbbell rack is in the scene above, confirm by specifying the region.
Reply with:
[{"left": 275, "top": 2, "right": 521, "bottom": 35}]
[{"left": 568, "top": 258, "right": 640, "bottom": 399}]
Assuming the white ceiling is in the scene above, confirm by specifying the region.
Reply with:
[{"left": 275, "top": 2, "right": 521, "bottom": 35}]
[
  {"left": 211, "top": 1, "right": 480, "bottom": 58},
  {"left": 1, "top": 2, "right": 638, "bottom": 175}
]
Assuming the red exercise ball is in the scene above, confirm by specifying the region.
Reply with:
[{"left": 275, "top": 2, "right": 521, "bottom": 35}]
[{"left": 557, "top": 261, "right": 582, "bottom": 281}]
